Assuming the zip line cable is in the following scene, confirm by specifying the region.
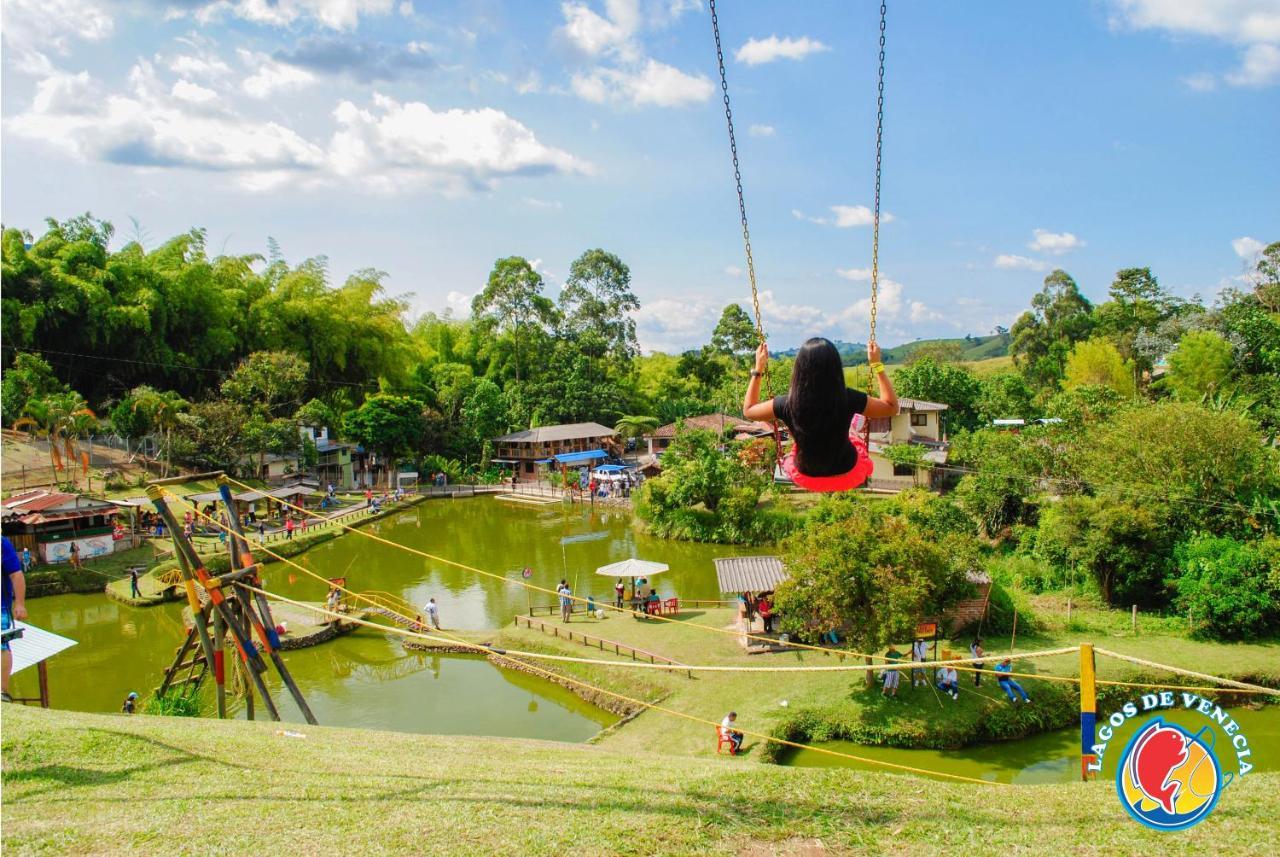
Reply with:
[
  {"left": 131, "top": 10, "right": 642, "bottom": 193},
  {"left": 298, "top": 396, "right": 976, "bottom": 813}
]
[{"left": 167, "top": 491, "right": 1278, "bottom": 695}]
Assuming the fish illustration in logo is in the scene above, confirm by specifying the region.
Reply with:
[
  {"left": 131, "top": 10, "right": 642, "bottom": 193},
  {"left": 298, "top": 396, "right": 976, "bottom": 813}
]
[
  {"left": 1117, "top": 717, "right": 1222, "bottom": 831},
  {"left": 1129, "top": 722, "right": 1188, "bottom": 813}
]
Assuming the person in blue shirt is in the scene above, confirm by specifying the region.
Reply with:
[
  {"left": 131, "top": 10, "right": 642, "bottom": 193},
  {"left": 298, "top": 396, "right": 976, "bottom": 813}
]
[
  {"left": 994, "top": 657, "right": 1031, "bottom": 703},
  {"left": 3, "top": 536, "right": 29, "bottom": 703}
]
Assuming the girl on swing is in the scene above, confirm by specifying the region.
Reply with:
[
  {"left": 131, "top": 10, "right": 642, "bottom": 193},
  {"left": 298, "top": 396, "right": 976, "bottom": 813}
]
[{"left": 743, "top": 338, "right": 899, "bottom": 492}]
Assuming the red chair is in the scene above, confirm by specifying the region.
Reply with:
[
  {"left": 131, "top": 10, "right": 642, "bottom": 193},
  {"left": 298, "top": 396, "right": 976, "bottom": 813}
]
[
  {"left": 663, "top": 598, "right": 679, "bottom": 615},
  {"left": 716, "top": 728, "right": 737, "bottom": 755}
]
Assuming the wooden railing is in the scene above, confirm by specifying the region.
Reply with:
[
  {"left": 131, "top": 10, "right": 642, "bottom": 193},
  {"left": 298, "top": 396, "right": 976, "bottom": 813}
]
[
  {"left": 512, "top": 614, "right": 691, "bottom": 678},
  {"left": 527, "top": 598, "right": 732, "bottom": 618}
]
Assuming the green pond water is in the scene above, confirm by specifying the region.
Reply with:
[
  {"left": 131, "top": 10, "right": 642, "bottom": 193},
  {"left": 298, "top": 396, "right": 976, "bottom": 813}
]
[
  {"left": 14, "top": 496, "right": 747, "bottom": 741},
  {"left": 782, "top": 703, "right": 1280, "bottom": 783}
]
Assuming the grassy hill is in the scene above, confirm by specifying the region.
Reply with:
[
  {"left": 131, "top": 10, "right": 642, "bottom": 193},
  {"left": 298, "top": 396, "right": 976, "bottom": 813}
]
[
  {"left": 3, "top": 705, "right": 1276, "bottom": 855},
  {"left": 775, "top": 334, "right": 1010, "bottom": 368}
]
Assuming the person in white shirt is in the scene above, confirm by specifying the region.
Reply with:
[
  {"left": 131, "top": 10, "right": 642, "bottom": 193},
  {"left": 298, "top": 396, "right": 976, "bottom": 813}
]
[
  {"left": 911, "top": 638, "right": 928, "bottom": 687},
  {"left": 720, "top": 711, "right": 743, "bottom": 753},
  {"left": 936, "top": 665, "right": 960, "bottom": 700},
  {"left": 424, "top": 598, "right": 440, "bottom": 629}
]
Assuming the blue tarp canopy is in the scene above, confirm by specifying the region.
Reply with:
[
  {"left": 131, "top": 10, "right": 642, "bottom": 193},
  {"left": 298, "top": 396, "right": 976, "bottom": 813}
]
[
  {"left": 592, "top": 464, "right": 626, "bottom": 472},
  {"left": 554, "top": 449, "right": 607, "bottom": 463}
]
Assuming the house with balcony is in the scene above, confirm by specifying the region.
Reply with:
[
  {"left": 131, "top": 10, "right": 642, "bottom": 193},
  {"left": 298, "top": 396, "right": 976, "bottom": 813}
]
[
  {"left": 863, "top": 397, "right": 951, "bottom": 493},
  {"left": 490, "top": 422, "right": 619, "bottom": 481}
]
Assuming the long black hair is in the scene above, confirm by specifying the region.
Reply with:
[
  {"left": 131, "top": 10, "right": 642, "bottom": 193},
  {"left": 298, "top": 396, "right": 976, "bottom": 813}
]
[{"left": 788, "top": 337, "right": 851, "bottom": 473}]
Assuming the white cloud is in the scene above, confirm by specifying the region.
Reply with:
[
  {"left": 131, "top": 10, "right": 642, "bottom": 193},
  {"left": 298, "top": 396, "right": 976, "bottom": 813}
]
[
  {"left": 1232, "top": 235, "right": 1265, "bottom": 259},
  {"left": 516, "top": 71, "right": 543, "bottom": 94},
  {"left": 571, "top": 58, "right": 713, "bottom": 107},
  {"left": 558, "top": 1, "right": 712, "bottom": 108},
  {"left": 240, "top": 51, "right": 317, "bottom": 98},
  {"left": 793, "top": 205, "right": 893, "bottom": 228},
  {"left": 994, "top": 254, "right": 1049, "bottom": 271},
  {"left": 1108, "top": 0, "right": 1280, "bottom": 88},
  {"left": 189, "top": 0, "right": 396, "bottom": 31},
  {"left": 724, "top": 265, "right": 743, "bottom": 277},
  {"left": 327, "top": 93, "right": 592, "bottom": 192},
  {"left": 748, "top": 123, "right": 775, "bottom": 137},
  {"left": 1027, "top": 228, "right": 1084, "bottom": 254},
  {"left": 399, "top": 1, "right": 414, "bottom": 15},
  {"left": 910, "top": 301, "right": 944, "bottom": 323},
  {"left": 171, "top": 79, "right": 219, "bottom": 105},
  {"left": 836, "top": 267, "right": 872, "bottom": 281},
  {"left": 11, "top": 64, "right": 591, "bottom": 194},
  {"left": 445, "top": 290, "right": 476, "bottom": 316},
  {"left": 1225, "top": 42, "right": 1280, "bottom": 85},
  {"left": 1182, "top": 71, "right": 1219, "bottom": 90},
  {"left": 634, "top": 295, "right": 721, "bottom": 352},
  {"left": 523, "top": 196, "right": 563, "bottom": 209},
  {"left": 735, "top": 35, "right": 830, "bottom": 66},
  {"left": 1, "top": 0, "right": 114, "bottom": 74},
  {"left": 164, "top": 51, "right": 234, "bottom": 80}
]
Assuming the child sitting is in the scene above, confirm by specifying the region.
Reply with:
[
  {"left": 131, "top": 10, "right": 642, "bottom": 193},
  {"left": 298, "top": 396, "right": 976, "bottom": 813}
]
[{"left": 744, "top": 338, "right": 899, "bottom": 491}]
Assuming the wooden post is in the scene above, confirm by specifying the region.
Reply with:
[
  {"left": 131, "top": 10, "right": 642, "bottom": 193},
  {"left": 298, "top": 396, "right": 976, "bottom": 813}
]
[
  {"left": 1066, "top": 597, "right": 1072, "bottom": 626},
  {"left": 1009, "top": 609, "right": 1018, "bottom": 654},
  {"left": 1131, "top": 604, "right": 1137, "bottom": 635},
  {"left": 1080, "top": 643, "right": 1097, "bottom": 781},
  {"left": 37, "top": 660, "right": 50, "bottom": 708},
  {"left": 212, "top": 609, "right": 227, "bottom": 719}
]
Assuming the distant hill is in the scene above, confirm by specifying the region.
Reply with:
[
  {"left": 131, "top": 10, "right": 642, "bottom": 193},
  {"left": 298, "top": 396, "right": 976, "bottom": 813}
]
[{"left": 775, "top": 334, "right": 1010, "bottom": 366}]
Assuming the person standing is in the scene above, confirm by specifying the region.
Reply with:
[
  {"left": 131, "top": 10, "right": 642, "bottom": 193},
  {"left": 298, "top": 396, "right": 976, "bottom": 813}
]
[
  {"left": 68, "top": 540, "right": 81, "bottom": 569},
  {"left": 2, "top": 536, "right": 28, "bottom": 703},
  {"left": 911, "top": 637, "right": 928, "bottom": 688},
  {"left": 425, "top": 598, "right": 440, "bottom": 630},
  {"left": 20, "top": 547, "right": 32, "bottom": 573},
  {"left": 129, "top": 567, "right": 142, "bottom": 599},
  {"left": 970, "top": 638, "right": 986, "bottom": 687},
  {"left": 558, "top": 580, "right": 573, "bottom": 623},
  {"left": 882, "top": 646, "right": 903, "bottom": 699},
  {"left": 285, "top": 517, "right": 295, "bottom": 540},
  {"left": 614, "top": 578, "right": 625, "bottom": 610},
  {"left": 757, "top": 594, "right": 774, "bottom": 634}
]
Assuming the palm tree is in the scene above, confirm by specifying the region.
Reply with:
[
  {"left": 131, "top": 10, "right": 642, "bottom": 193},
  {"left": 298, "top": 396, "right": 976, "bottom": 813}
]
[
  {"left": 614, "top": 415, "right": 659, "bottom": 442},
  {"left": 14, "top": 392, "right": 97, "bottom": 489}
]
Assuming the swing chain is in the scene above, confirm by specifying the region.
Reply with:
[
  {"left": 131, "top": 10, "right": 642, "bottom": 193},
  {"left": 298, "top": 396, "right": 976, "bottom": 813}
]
[
  {"left": 708, "top": 0, "right": 765, "bottom": 348},
  {"left": 869, "top": 0, "right": 887, "bottom": 346}
]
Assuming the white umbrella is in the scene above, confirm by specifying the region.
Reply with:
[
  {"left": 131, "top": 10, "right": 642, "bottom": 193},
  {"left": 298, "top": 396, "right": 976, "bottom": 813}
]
[{"left": 595, "top": 558, "right": 669, "bottom": 578}]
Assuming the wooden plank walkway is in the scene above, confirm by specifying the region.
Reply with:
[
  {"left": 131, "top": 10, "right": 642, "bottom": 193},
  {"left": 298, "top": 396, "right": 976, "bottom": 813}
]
[{"left": 512, "top": 614, "right": 692, "bottom": 678}]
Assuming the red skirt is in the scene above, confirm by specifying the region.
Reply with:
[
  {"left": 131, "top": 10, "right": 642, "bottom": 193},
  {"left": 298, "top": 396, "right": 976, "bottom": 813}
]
[{"left": 781, "top": 415, "right": 873, "bottom": 492}]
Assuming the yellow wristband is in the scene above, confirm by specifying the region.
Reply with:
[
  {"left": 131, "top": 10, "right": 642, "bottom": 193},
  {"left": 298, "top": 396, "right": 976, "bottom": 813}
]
[{"left": 869, "top": 362, "right": 885, "bottom": 375}]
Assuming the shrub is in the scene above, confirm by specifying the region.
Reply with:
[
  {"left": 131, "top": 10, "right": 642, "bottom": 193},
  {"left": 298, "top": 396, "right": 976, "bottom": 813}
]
[
  {"left": 1173, "top": 535, "right": 1280, "bottom": 641},
  {"left": 143, "top": 687, "right": 202, "bottom": 717}
]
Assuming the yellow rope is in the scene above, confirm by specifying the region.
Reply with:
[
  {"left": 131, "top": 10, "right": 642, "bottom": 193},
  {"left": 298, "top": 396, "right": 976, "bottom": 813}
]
[
  {"left": 218, "top": 476, "right": 897, "bottom": 663},
  {"left": 239, "top": 582, "right": 1001, "bottom": 787},
  {"left": 1093, "top": 647, "right": 1280, "bottom": 697},
  {"left": 167, "top": 491, "right": 1081, "bottom": 679}
]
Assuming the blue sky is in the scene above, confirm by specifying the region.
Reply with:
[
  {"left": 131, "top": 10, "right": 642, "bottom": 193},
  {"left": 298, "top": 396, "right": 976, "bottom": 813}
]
[{"left": 2, "top": 0, "right": 1278, "bottom": 352}]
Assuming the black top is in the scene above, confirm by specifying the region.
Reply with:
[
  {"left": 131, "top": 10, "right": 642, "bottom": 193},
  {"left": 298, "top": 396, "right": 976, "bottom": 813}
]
[{"left": 773, "top": 388, "right": 869, "bottom": 476}]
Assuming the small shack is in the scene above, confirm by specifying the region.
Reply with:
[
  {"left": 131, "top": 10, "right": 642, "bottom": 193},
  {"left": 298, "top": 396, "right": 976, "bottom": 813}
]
[{"left": 714, "top": 555, "right": 788, "bottom": 595}]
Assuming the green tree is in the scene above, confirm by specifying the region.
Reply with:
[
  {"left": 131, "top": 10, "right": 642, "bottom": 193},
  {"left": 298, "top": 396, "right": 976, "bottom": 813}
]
[
  {"left": 344, "top": 394, "right": 427, "bottom": 477},
  {"left": 976, "top": 372, "right": 1036, "bottom": 423},
  {"left": 1009, "top": 270, "right": 1094, "bottom": 388},
  {"left": 1062, "top": 339, "right": 1135, "bottom": 397},
  {"left": 1164, "top": 330, "right": 1235, "bottom": 401},
  {"left": 1251, "top": 240, "right": 1280, "bottom": 312},
  {"left": 1174, "top": 535, "right": 1280, "bottom": 641},
  {"left": 1094, "top": 267, "right": 1187, "bottom": 382},
  {"left": 129, "top": 387, "right": 189, "bottom": 476},
  {"left": 14, "top": 392, "right": 97, "bottom": 487},
  {"left": 614, "top": 415, "right": 659, "bottom": 442},
  {"left": 905, "top": 340, "right": 964, "bottom": 365},
  {"left": 1, "top": 353, "right": 67, "bottom": 425},
  {"left": 1034, "top": 496, "right": 1170, "bottom": 606},
  {"left": 220, "top": 351, "right": 310, "bottom": 417},
  {"left": 558, "top": 249, "right": 639, "bottom": 367},
  {"left": 459, "top": 379, "right": 508, "bottom": 459},
  {"left": 893, "top": 357, "right": 983, "bottom": 431},
  {"left": 472, "top": 257, "right": 557, "bottom": 383},
  {"left": 1077, "top": 401, "right": 1280, "bottom": 536},
  {"left": 951, "top": 427, "right": 1058, "bottom": 537},
  {"left": 774, "top": 497, "right": 969, "bottom": 675},
  {"left": 710, "top": 304, "right": 758, "bottom": 356}
]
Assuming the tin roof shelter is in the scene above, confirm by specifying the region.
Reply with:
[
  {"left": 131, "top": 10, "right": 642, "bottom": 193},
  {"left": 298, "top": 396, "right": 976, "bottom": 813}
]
[{"left": 714, "top": 556, "right": 788, "bottom": 593}]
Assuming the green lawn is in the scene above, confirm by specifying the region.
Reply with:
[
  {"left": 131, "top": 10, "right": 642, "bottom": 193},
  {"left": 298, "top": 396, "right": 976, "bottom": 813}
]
[
  {"left": 3, "top": 705, "right": 1276, "bottom": 855},
  {"left": 493, "top": 607, "right": 1279, "bottom": 760}
]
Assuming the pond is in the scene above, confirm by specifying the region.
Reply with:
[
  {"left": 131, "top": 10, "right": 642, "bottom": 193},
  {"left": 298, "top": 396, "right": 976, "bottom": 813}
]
[
  {"left": 13, "top": 496, "right": 748, "bottom": 740},
  {"left": 782, "top": 703, "right": 1280, "bottom": 783}
]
